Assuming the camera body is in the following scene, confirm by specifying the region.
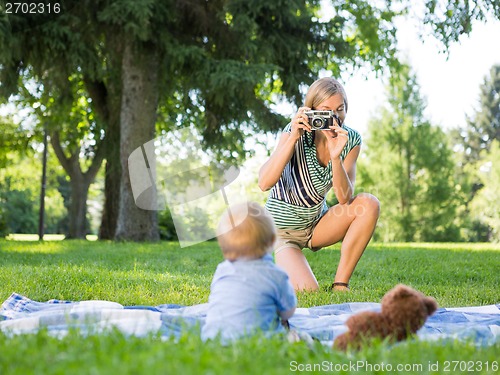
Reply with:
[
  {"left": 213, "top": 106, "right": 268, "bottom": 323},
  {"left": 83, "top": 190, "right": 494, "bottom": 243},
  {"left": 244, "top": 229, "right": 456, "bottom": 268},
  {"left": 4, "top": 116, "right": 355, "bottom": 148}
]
[{"left": 305, "top": 110, "right": 340, "bottom": 130}]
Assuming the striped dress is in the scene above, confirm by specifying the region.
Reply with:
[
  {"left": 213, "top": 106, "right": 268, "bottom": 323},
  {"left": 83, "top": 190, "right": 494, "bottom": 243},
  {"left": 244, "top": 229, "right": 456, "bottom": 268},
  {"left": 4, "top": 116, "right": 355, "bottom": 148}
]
[{"left": 265, "top": 123, "right": 362, "bottom": 230}]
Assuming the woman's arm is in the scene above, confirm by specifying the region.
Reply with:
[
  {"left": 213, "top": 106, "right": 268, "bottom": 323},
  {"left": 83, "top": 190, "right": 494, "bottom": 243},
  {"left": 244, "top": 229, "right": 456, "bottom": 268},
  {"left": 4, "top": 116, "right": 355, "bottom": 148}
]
[
  {"left": 258, "top": 132, "right": 297, "bottom": 191},
  {"left": 322, "top": 122, "right": 360, "bottom": 204},
  {"left": 258, "top": 107, "right": 312, "bottom": 191},
  {"left": 331, "top": 145, "right": 360, "bottom": 204}
]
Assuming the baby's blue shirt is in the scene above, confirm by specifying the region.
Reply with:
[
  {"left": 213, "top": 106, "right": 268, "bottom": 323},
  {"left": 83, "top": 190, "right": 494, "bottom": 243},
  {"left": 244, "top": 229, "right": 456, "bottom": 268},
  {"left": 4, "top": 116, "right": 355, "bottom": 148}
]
[{"left": 201, "top": 254, "right": 297, "bottom": 342}]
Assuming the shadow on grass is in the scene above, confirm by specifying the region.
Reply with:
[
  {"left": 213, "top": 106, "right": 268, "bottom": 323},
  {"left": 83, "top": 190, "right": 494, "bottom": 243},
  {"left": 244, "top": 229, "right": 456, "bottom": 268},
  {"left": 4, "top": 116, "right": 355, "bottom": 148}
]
[
  {"left": 0, "top": 240, "right": 221, "bottom": 271},
  {"left": 0, "top": 240, "right": 221, "bottom": 305}
]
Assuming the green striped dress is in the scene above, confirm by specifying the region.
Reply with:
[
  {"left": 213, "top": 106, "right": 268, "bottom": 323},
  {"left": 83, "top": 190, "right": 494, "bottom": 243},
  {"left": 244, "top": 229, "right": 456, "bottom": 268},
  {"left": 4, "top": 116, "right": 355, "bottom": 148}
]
[{"left": 265, "top": 123, "right": 362, "bottom": 230}]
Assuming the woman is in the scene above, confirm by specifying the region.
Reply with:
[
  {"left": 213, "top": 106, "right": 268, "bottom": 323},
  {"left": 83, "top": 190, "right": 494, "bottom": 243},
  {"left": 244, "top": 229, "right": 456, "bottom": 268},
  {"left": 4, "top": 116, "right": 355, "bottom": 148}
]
[{"left": 258, "top": 77, "right": 380, "bottom": 291}]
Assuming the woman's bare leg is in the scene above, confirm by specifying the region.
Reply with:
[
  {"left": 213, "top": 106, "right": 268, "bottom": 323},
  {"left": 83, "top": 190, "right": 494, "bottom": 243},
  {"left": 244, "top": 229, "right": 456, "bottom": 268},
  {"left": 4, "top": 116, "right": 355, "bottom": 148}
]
[
  {"left": 311, "top": 193, "right": 380, "bottom": 287},
  {"left": 275, "top": 247, "right": 319, "bottom": 291}
]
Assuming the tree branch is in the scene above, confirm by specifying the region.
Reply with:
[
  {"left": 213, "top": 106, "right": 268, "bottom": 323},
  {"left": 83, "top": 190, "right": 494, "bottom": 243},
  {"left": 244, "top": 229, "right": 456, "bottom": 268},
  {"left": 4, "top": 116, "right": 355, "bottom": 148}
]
[
  {"left": 50, "top": 131, "right": 75, "bottom": 176},
  {"left": 84, "top": 139, "right": 106, "bottom": 183}
]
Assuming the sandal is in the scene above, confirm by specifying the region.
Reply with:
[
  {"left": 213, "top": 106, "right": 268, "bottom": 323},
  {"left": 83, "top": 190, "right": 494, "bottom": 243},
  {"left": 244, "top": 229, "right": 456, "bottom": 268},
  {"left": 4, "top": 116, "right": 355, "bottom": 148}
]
[{"left": 331, "top": 282, "right": 350, "bottom": 291}]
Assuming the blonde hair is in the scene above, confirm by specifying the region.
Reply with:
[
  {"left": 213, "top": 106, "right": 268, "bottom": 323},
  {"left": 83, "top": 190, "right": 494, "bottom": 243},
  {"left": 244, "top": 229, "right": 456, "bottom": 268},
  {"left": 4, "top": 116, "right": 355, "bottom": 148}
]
[
  {"left": 304, "top": 77, "right": 348, "bottom": 112},
  {"left": 216, "top": 201, "right": 276, "bottom": 261}
]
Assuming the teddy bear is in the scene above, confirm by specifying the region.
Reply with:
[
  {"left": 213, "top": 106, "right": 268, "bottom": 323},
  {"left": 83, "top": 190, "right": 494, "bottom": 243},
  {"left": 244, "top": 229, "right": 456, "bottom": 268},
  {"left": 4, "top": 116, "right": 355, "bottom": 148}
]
[{"left": 333, "top": 284, "right": 438, "bottom": 351}]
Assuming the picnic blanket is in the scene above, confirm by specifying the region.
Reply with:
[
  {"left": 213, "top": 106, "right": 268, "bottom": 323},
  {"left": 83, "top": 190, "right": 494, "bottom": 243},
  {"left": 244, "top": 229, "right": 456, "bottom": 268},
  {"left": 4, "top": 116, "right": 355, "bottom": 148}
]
[{"left": 1, "top": 293, "right": 499, "bottom": 346}]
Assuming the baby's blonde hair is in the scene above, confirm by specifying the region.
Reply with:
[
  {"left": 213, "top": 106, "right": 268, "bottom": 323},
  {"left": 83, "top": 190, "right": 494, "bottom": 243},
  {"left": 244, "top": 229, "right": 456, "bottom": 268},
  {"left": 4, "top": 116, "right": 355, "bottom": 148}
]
[
  {"left": 304, "top": 77, "right": 348, "bottom": 112},
  {"left": 217, "top": 201, "right": 276, "bottom": 261}
]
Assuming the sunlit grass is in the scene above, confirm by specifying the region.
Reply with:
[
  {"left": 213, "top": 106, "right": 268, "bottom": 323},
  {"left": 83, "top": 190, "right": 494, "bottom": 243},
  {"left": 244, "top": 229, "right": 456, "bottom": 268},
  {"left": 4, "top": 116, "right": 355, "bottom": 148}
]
[
  {"left": 0, "top": 240, "right": 498, "bottom": 307},
  {"left": 369, "top": 242, "right": 500, "bottom": 251},
  {"left": 6, "top": 233, "right": 98, "bottom": 241}
]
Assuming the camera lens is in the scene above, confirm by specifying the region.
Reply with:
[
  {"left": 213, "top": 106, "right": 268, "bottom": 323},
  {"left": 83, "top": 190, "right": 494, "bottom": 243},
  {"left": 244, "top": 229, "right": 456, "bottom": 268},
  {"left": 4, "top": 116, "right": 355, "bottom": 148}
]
[{"left": 311, "top": 116, "right": 325, "bottom": 130}]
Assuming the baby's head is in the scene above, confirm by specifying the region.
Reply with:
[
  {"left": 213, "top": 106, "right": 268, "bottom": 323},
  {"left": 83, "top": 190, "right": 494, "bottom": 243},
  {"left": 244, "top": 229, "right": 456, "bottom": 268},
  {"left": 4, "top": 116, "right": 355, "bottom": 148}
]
[{"left": 217, "top": 201, "right": 276, "bottom": 261}]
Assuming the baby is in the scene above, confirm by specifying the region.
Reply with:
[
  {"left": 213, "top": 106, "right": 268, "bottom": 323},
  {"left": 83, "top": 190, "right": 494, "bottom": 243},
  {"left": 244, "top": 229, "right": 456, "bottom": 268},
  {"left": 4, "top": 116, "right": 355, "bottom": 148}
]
[{"left": 201, "top": 201, "right": 297, "bottom": 342}]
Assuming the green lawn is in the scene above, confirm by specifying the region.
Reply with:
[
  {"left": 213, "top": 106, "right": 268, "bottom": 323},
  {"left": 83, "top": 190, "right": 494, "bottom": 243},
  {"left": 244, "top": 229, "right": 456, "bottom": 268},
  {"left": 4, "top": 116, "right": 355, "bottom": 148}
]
[{"left": 0, "top": 240, "right": 499, "bottom": 374}]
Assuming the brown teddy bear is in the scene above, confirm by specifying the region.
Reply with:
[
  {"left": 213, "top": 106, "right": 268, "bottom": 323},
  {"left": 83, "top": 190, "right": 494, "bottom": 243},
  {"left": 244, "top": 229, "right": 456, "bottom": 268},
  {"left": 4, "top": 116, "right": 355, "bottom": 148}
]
[{"left": 333, "top": 284, "right": 438, "bottom": 351}]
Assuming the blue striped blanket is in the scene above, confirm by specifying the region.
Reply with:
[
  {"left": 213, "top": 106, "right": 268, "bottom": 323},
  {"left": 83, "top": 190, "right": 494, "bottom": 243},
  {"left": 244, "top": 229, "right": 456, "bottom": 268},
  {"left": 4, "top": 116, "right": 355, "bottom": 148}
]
[{"left": 1, "top": 293, "right": 499, "bottom": 345}]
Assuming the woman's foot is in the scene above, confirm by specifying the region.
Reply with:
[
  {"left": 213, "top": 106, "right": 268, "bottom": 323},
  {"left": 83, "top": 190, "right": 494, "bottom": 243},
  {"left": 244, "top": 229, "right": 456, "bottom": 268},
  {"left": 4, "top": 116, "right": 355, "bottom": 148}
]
[{"left": 331, "top": 282, "right": 350, "bottom": 291}]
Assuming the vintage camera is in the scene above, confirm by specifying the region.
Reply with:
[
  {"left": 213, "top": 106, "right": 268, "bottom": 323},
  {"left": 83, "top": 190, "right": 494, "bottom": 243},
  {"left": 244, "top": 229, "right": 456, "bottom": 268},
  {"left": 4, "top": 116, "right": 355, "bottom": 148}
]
[{"left": 305, "top": 110, "right": 340, "bottom": 130}]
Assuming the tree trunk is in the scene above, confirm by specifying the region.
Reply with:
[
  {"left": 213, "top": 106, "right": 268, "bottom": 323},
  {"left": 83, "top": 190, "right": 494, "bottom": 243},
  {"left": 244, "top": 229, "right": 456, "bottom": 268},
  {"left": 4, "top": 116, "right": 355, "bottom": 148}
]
[
  {"left": 115, "top": 39, "right": 160, "bottom": 241},
  {"left": 97, "top": 82, "right": 121, "bottom": 240},
  {"left": 96, "top": 31, "right": 124, "bottom": 240},
  {"left": 98, "top": 141, "right": 120, "bottom": 239},
  {"left": 68, "top": 174, "right": 90, "bottom": 238}
]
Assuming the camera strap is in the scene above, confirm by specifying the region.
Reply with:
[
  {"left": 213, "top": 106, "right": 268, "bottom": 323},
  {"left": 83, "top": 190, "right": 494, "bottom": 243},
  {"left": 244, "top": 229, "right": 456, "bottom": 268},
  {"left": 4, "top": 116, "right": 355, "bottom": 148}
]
[{"left": 306, "top": 129, "right": 315, "bottom": 148}]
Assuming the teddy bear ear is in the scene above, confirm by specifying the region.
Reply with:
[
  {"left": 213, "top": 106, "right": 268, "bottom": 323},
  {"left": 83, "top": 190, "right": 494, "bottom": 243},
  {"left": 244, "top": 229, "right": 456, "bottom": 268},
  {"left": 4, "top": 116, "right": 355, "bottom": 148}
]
[{"left": 424, "top": 297, "right": 438, "bottom": 315}]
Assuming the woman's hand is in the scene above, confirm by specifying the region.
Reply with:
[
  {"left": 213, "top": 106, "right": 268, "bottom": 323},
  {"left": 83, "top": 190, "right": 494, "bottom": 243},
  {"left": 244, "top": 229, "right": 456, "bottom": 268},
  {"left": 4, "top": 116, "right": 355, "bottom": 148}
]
[
  {"left": 290, "top": 107, "right": 312, "bottom": 141},
  {"left": 324, "top": 122, "right": 349, "bottom": 160}
]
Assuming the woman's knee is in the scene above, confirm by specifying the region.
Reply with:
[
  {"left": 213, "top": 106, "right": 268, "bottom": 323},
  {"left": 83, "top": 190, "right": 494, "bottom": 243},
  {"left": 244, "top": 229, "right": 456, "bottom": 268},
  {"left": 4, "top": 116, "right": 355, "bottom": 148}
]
[{"left": 353, "top": 193, "right": 380, "bottom": 218}]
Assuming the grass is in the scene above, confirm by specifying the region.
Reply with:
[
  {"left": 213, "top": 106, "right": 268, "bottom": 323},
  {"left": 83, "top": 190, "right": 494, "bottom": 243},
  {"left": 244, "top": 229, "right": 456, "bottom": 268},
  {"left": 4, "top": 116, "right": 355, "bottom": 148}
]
[{"left": 0, "top": 239, "right": 499, "bottom": 374}]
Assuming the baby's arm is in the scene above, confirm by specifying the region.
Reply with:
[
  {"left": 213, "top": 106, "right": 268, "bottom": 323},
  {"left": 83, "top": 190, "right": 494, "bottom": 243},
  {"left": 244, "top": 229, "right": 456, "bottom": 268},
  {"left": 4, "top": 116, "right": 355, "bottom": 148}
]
[
  {"left": 279, "top": 307, "right": 296, "bottom": 321},
  {"left": 274, "top": 265, "right": 298, "bottom": 329},
  {"left": 277, "top": 273, "right": 297, "bottom": 323}
]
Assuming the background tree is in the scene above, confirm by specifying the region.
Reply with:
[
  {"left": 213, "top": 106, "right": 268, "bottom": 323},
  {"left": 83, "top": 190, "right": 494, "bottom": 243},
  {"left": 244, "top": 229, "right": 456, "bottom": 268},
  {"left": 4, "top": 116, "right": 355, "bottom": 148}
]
[
  {"left": 9, "top": 70, "right": 105, "bottom": 239},
  {"left": 423, "top": 0, "right": 500, "bottom": 48},
  {"left": 358, "top": 64, "right": 459, "bottom": 241},
  {"left": 47, "top": 85, "right": 105, "bottom": 239},
  {"left": 462, "top": 64, "right": 500, "bottom": 162},
  {"left": 449, "top": 65, "right": 500, "bottom": 241},
  {"left": 0, "top": 116, "right": 68, "bottom": 237},
  {"left": 0, "top": 116, "right": 36, "bottom": 236},
  {"left": 468, "top": 140, "right": 500, "bottom": 242}
]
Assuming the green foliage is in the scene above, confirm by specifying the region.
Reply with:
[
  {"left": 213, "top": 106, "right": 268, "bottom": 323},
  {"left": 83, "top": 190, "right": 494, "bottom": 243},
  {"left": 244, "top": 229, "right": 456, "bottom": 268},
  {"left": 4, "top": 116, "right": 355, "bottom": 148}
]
[
  {"left": 469, "top": 140, "right": 500, "bottom": 242},
  {"left": 0, "top": 143, "right": 69, "bottom": 236},
  {"left": 98, "top": 0, "right": 165, "bottom": 41},
  {"left": 158, "top": 209, "right": 178, "bottom": 241},
  {"left": 0, "top": 119, "right": 39, "bottom": 235},
  {"left": 12, "top": 69, "right": 104, "bottom": 164},
  {"left": 0, "top": 116, "right": 32, "bottom": 168},
  {"left": 354, "top": 61, "right": 499, "bottom": 243},
  {"left": 0, "top": 156, "right": 39, "bottom": 236},
  {"left": 0, "top": 188, "right": 37, "bottom": 233},
  {"left": 423, "top": 0, "right": 500, "bottom": 48},
  {"left": 463, "top": 64, "right": 500, "bottom": 162},
  {"left": 448, "top": 65, "right": 500, "bottom": 241},
  {"left": 359, "top": 64, "right": 460, "bottom": 242}
]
